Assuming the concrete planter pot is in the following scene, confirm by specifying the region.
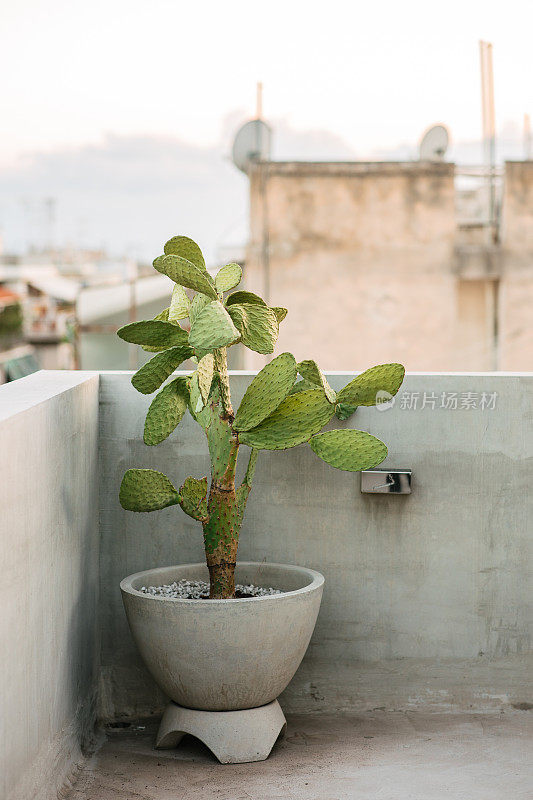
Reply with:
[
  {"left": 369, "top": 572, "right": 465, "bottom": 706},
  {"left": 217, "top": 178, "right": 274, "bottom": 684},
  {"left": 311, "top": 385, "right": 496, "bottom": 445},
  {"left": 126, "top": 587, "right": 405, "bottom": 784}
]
[
  {"left": 120, "top": 561, "right": 324, "bottom": 711},
  {"left": 121, "top": 561, "right": 324, "bottom": 763}
]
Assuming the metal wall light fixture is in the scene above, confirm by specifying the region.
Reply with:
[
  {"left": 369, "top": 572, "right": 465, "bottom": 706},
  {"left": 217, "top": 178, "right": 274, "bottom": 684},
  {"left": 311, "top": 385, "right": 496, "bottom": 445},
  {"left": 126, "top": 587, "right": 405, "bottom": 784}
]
[{"left": 360, "top": 469, "right": 412, "bottom": 494}]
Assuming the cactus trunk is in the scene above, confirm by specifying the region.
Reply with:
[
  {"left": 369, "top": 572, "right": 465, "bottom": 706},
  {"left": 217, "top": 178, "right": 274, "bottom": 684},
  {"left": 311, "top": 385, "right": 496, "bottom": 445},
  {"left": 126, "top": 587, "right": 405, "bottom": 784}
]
[
  {"left": 201, "top": 348, "right": 243, "bottom": 599},
  {"left": 208, "top": 560, "right": 236, "bottom": 598},
  {"left": 203, "top": 483, "right": 241, "bottom": 598}
]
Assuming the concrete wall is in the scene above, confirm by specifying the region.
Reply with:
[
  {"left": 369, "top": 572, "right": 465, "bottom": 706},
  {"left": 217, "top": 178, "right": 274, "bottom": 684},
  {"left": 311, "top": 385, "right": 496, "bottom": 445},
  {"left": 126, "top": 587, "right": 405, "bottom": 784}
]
[
  {"left": 0, "top": 372, "right": 100, "bottom": 800},
  {"left": 246, "top": 161, "right": 459, "bottom": 371},
  {"left": 1, "top": 367, "right": 530, "bottom": 783},
  {"left": 245, "top": 160, "right": 533, "bottom": 373},
  {"left": 500, "top": 161, "right": 533, "bottom": 370},
  {"left": 98, "top": 371, "right": 532, "bottom": 720}
]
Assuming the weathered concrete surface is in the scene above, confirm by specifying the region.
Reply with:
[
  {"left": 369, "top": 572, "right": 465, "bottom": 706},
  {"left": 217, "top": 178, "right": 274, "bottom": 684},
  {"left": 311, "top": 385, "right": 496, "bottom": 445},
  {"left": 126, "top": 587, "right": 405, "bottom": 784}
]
[
  {"left": 98, "top": 371, "right": 533, "bottom": 721},
  {"left": 500, "top": 161, "right": 533, "bottom": 371},
  {"left": 66, "top": 711, "right": 533, "bottom": 800},
  {"left": 121, "top": 563, "right": 323, "bottom": 710},
  {"left": 246, "top": 160, "right": 533, "bottom": 372},
  {"left": 0, "top": 371, "right": 100, "bottom": 800},
  {"left": 156, "top": 700, "right": 286, "bottom": 763},
  {"left": 247, "top": 161, "right": 458, "bottom": 371}
]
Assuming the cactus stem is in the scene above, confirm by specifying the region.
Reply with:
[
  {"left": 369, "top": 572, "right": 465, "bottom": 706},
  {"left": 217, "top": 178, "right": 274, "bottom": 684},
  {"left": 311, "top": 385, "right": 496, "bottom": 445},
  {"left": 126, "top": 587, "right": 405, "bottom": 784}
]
[{"left": 214, "top": 348, "right": 233, "bottom": 417}]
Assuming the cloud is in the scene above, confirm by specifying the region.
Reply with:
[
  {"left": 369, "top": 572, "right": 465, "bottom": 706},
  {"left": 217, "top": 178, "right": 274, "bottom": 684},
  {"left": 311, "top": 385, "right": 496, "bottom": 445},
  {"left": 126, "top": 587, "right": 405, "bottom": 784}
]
[
  {"left": 0, "top": 133, "right": 248, "bottom": 263},
  {"left": 10, "top": 117, "right": 526, "bottom": 263},
  {"left": 0, "top": 119, "right": 356, "bottom": 262}
]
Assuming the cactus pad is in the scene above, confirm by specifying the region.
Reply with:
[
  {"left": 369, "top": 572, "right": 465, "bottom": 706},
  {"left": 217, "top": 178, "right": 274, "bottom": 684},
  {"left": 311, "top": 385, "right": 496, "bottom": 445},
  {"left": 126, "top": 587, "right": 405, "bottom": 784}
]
[
  {"left": 289, "top": 378, "right": 317, "bottom": 395},
  {"left": 131, "top": 345, "right": 193, "bottom": 394},
  {"left": 335, "top": 402, "right": 357, "bottom": 421},
  {"left": 197, "top": 353, "right": 215, "bottom": 404},
  {"left": 239, "top": 388, "right": 335, "bottom": 450},
  {"left": 225, "top": 290, "right": 267, "bottom": 307},
  {"left": 309, "top": 429, "right": 387, "bottom": 471},
  {"left": 119, "top": 469, "right": 179, "bottom": 511},
  {"left": 118, "top": 319, "right": 189, "bottom": 348},
  {"left": 271, "top": 306, "right": 288, "bottom": 323},
  {"left": 188, "top": 372, "right": 212, "bottom": 428},
  {"left": 227, "top": 303, "right": 279, "bottom": 354},
  {"left": 141, "top": 309, "right": 172, "bottom": 352},
  {"left": 153, "top": 254, "right": 218, "bottom": 299},
  {"left": 297, "top": 360, "right": 336, "bottom": 403},
  {"left": 163, "top": 235, "right": 206, "bottom": 271},
  {"left": 189, "top": 301, "right": 240, "bottom": 352},
  {"left": 179, "top": 475, "right": 208, "bottom": 520},
  {"left": 234, "top": 352, "right": 297, "bottom": 431},
  {"left": 337, "top": 363, "right": 405, "bottom": 406},
  {"left": 189, "top": 293, "right": 210, "bottom": 326},
  {"left": 169, "top": 284, "right": 190, "bottom": 321},
  {"left": 144, "top": 377, "right": 189, "bottom": 445},
  {"left": 215, "top": 263, "right": 242, "bottom": 293}
]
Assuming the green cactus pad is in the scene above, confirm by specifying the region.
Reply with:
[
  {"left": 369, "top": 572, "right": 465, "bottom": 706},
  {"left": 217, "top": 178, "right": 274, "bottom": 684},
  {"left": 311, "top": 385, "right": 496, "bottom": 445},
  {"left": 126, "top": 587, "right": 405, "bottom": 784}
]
[
  {"left": 239, "top": 389, "right": 335, "bottom": 450},
  {"left": 153, "top": 254, "right": 218, "bottom": 299},
  {"left": 119, "top": 469, "right": 179, "bottom": 512},
  {"left": 337, "top": 363, "right": 405, "bottom": 407},
  {"left": 179, "top": 475, "right": 208, "bottom": 520},
  {"left": 309, "top": 429, "right": 387, "bottom": 471},
  {"left": 225, "top": 290, "right": 267, "bottom": 307},
  {"left": 197, "top": 353, "right": 215, "bottom": 404},
  {"left": 297, "top": 360, "right": 336, "bottom": 403},
  {"left": 144, "top": 377, "right": 189, "bottom": 445},
  {"left": 227, "top": 303, "right": 279, "bottom": 354},
  {"left": 163, "top": 235, "right": 206, "bottom": 271},
  {"left": 118, "top": 319, "right": 189, "bottom": 348},
  {"left": 189, "top": 293, "right": 210, "bottom": 326},
  {"left": 169, "top": 284, "right": 190, "bottom": 321},
  {"left": 289, "top": 378, "right": 317, "bottom": 395},
  {"left": 188, "top": 372, "right": 212, "bottom": 428},
  {"left": 141, "top": 309, "right": 172, "bottom": 352},
  {"left": 189, "top": 301, "right": 240, "bottom": 352},
  {"left": 271, "top": 306, "right": 288, "bottom": 323},
  {"left": 131, "top": 345, "right": 193, "bottom": 394},
  {"left": 234, "top": 352, "right": 297, "bottom": 431},
  {"left": 335, "top": 402, "right": 357, "bottom": 421},
  {"left": 215, "top": 263, "right": 242, "bottom": 293}
]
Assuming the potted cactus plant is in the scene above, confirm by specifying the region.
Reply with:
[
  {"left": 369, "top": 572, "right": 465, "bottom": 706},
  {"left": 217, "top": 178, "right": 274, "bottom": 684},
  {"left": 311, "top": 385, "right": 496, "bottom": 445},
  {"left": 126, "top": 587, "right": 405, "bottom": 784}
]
[{"left": 117, "top": 235, "right": 404, "bottom": 762}]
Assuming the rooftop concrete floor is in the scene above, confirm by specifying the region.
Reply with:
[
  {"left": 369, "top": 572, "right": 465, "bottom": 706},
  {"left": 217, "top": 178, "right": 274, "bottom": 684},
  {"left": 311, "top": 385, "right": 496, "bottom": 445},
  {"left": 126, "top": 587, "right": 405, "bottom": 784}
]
[{"left": 66, "top": 711, "right": 532, "bottom": 800}]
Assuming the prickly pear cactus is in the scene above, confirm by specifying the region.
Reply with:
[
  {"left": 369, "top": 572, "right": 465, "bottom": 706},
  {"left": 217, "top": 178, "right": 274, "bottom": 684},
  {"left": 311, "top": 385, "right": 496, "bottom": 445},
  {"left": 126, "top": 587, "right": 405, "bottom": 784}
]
[
  {"left": 239, "top": 389, "right": 335, "bottom": 450},
  {"left": 117, "top": 234, "right": 405, "bottom": 598},
  {"left": 233, "top": 352, "right": 296, "bottom": 431},
  {"left": 132, "top": 346, "right": 193, "bottom": 394}
]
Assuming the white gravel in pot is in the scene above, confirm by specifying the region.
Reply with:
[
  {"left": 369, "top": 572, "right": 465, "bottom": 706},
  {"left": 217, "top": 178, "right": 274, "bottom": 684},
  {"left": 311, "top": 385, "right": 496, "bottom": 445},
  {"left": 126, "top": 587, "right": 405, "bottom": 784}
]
[{"left": 139, "top": 579, "right": 282, "bottom": 600}]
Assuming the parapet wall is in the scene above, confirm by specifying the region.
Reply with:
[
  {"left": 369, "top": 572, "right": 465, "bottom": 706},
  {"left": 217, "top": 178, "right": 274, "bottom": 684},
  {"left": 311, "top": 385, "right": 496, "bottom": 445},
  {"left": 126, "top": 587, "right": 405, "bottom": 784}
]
[
  {"left": 0, "top": 372, "right": 100, "bottom": 800},
  {"left": 98, "top": 370, "right": 533, "bottom": 719},
  {"left": 1, "top": 369, "right": 531, "bottom": 797}
]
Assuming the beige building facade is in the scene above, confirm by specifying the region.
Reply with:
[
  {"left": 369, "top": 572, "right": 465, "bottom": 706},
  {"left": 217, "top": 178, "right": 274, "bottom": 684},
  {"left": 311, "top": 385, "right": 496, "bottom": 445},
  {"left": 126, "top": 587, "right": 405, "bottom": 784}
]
[{"left": 244, "top": 160, "right": 533, "bottom": 372}]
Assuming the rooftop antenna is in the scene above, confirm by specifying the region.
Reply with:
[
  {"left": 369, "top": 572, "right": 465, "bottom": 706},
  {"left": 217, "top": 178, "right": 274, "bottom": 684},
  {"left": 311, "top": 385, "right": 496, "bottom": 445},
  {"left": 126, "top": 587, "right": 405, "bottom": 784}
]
[
  {"left": 479, "top": 40, "right": 497, "bottom": 237},
  {"left": 524, "top": 113, "right": 531, "bottom": 160},
  {"left": 419, "top": 124, "right": 449, "bottom": 161},
  {"left": 231, "top": 82, "right": 272, "bottom": 173}
]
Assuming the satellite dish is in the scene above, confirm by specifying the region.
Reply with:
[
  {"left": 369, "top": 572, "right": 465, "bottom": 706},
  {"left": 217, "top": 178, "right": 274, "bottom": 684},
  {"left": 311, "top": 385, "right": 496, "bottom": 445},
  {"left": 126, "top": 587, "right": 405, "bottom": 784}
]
[
  {"left": 419, "top": 124, "right": 450, "bottom": 161},
  {"left": 232, "top": 119, "right": 272, "bottom": 173}
]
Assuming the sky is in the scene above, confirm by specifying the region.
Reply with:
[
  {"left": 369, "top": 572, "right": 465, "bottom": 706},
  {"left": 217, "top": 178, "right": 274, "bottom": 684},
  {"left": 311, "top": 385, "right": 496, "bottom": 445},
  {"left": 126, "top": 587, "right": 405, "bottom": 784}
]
[
  {"left": 0, "top": 0, "right": 531, "bottom": 260},
  {"left": 1, "top": 0, "right": 531, "bottom": 163}
]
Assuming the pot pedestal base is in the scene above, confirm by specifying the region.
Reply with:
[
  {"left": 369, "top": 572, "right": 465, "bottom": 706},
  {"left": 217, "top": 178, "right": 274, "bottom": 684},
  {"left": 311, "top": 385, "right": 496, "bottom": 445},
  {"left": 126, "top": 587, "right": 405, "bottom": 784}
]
[{"left": 155, "top": 700, "right": 287, "bottom": 764}]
